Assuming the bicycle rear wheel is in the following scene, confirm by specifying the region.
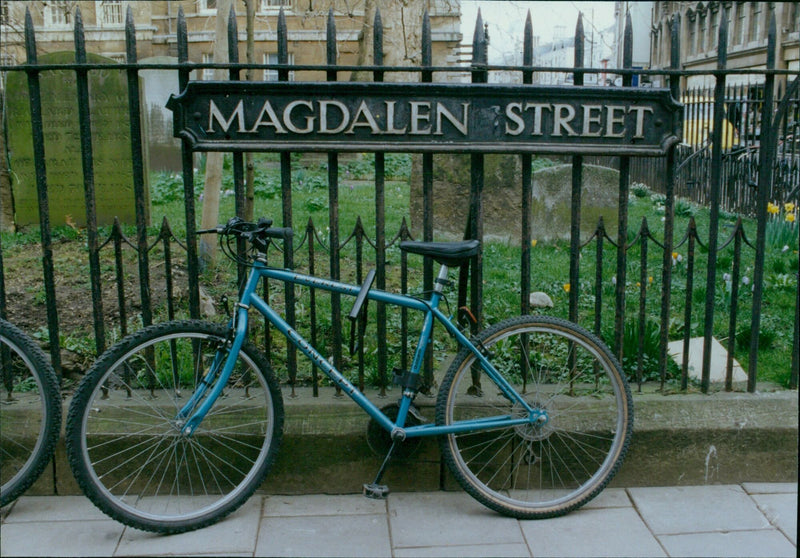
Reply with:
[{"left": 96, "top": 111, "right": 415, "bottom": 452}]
[
  {"left": 437, "top": 315, "right": 632, "bottom": 519},
  {"left": 66, "top": 320, "right": 283, "bottom": 533},
  {"left": 1, "top": 319, "right": 62, "bottom": 506}
]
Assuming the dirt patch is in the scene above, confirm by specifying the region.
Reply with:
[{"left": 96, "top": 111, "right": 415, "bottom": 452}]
[{"left": 1, "top": 235, "right": 191, "bottom": 377}]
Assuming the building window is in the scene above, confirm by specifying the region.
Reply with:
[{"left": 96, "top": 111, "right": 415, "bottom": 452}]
[
  {"left": 698, "top": 11, "right": 707, "bottom": 52},
  {"left": 735, "top": 2, "right": 746, "bottom": 44},
  {"left": 263, "top": 52, "right": 294, "bottom": 81},
  {"left": 0, "top": 2, "right": 9, "bottom": 26},
  {"left": 100, "top": 1, "right": 124, "bottom": 26},
  {"left": 199, "top": 0, "right": 217, "bottom": 14},
  {"left": 202, "top": 53, "right": 215, "bottom": 80},
  {"left": 709, "top": 8, "right": 718, "bottom": 50},
  {"left": 44, "top": 1, "right": 72, "bottom": 27},
  {"left": 688, "top": 15, "right": 697, "bottom": 54},
  {"left": 260, "top": 0, "right": 291, "bottom": 10},
  {"left": 749, "top": 3, "right": 762, "bottom": 41},
  {"left": 789, "top": 3, "right": 799, "bottom": 32}
]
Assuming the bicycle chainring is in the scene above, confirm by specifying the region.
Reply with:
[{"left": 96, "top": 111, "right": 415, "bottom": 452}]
[{"left": 366, "top": 403, "right": 423, "bottom": 459}]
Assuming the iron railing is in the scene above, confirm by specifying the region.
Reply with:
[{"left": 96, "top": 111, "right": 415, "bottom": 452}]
[{"left": 0, "top": 5, "right": 797, "bottom": 394}]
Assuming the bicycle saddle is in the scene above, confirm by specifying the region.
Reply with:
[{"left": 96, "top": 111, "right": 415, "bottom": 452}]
[{"left": 399, "top": 239, "right": 480, "bottom": 267}]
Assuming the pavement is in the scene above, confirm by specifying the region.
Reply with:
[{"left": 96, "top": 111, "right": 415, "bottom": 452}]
[{"left": 0, "top": 483, "right": 796, "bottom": 557}]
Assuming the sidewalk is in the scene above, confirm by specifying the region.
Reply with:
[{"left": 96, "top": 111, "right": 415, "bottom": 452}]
[{"left": 1, "top": 483, "right": 796, "bottom": 557}]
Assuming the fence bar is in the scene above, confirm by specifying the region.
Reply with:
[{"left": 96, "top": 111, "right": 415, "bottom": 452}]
[
  {"left": 110, "top": 220, "right": 128, "bottom": 338},
  {"left": 277, "top": 8, "right": 298, "bottom": 396},
  {"left": 177, "top": 8, "right": 201, "bottom": 320},
  {"left": 326, "top": 9, "right": 344, "bottom": 396},
  {"left": 569, "top": 15, "right": 584, "bottom": 326},
  {"left": 125, "top": 6, "right": 153, "bottom": 333},
  {"left": 420, "top": 11, "right": 435, "bottom": 392},
  {"left": 307, "top": 219, "right": 319, "bottom": 396},
  {"left": 228, "top": 6, "right": 248, "bottom": 284},
  {"left": 700, "top": 12, "right": 729, "bottom": 393},
  {"left": 659, "top": 13, "right": 680, "bottom": 390},
  {"left": 748, "top": 15, "right": 778, "bottom": 393},
  {"left": 373, "top": 8, "right": 388, "bottom": 396},
  {"left": 468, "top": 10, "right": 487, "bottom": 332},
  {"left": 74, "top": 8, "right": 106, "bottom": 355},
  {"left": 520, "top": 12, "right": 533, "bottom": 321},
  {"left": 680, "top": 219, "right": 699, "bottom": 390},
  {"left": 614, "top": 11, "right": 633, "bottom": 362},
  {"left": 725, "top": 221, "right": 744, "bottom": 391},
  {"left": 636, "top": 219, "right": 650, "bottom": 390},
  {"left": 23, "top": 8, "right": 61, "bottom": 376}
]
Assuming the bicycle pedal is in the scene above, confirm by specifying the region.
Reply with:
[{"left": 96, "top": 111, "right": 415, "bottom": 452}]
[{"left": 363, "top": 483, "right": 390, "bottom": 500}]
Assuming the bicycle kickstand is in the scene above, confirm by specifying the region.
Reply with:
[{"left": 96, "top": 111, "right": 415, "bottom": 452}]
[{"left": 363, "top": 440, "right": 398, "bottom": 499}]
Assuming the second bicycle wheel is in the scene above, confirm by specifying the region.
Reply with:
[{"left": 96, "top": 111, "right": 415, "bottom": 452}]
[
  {"left": 66, "top": 320, "right": 283, "bottom": 533},
  {"left": 1, "top": 319, "right": 62, "bottom": 506},
  {"left": 437, "top": 315, "right": 632, "bottom": 519}
]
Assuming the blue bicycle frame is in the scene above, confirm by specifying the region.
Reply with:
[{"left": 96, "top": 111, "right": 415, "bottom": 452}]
[{"left": 178, "top": 258, "right": 546, "bottom": 438}]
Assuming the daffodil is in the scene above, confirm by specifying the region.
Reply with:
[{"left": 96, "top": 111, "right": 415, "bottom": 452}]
[
  {"left": 784, "top": 202, "right": 795, "bottom": 213},
  {"left": 785, "top": 212, "right": 796, "bottom": 223},
  {"left": 767, "top": 202, "right": 780, "bottom": 215},
  {"left": 531, "top": 239, "right": 538, "bottom": 248},
  {"left": 563, "top": 283, "right": 570, "bottom": 293}
]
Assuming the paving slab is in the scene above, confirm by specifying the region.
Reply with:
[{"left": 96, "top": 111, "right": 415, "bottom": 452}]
[
  {"left": 1, "top": 494, "right": 108, "bottom": 523},
  {"left": 0, "top": 517, "right": 125, "bottom": 557},
  {"left": 256, "top": 512, "right": 391, "bottom": 557},
  {"left": 628, "top": 485, "right": 771, "bottom": 534},
  {"left": 115, "top": 497, "right": 262, "bottom": 557},
  {"left": 387, "top": 491, "right": 527, "bottom": 550},
  {"left": 394, "top": 542, "right": 531, "bottom": 557},
  {"left": 519, "top": 507, "right": 666, "bottom": 557},
  {"left": 657, "top": 530, "right": 797, "bottom": 557},
  {"left": 749, "top": 492, "right": 798, "bottom": 544},
  {"left": 262, "top": 493, "right": 387, "bottom": 517}
]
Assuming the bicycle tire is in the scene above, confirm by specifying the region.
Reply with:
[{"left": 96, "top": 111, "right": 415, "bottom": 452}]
[
  {"left": 1, "top": 319, "right": 62, "bottom": 506},
  {"left": 436, "top": 315, "right": 632, "bottom": 519},
  {"left": 66, "top": 320, "right": 284, "bottom": 533}
]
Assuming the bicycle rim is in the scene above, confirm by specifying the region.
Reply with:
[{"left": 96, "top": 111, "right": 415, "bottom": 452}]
[
  {"left": 1, "top": 324, "right": 60, "bottom": 506},
  {"left": 68, "top": 324, "right": 282, "bottom": 532},
  {"left": 437, "top": 316, "right": 632, "bottom": 518}
]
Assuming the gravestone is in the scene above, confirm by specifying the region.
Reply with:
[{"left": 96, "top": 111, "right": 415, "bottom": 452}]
[
  {"left": 531, "top": 164, "right": 620, "bottom": 242},
  {"left": 409, "top": 157, "right": 619, "bottom": 243},
  {"left": 5, "top": 51, "right": 142, "bottom": 227},
  {"left": 140, "top": 56, "right": 182, "bottom": 172}
]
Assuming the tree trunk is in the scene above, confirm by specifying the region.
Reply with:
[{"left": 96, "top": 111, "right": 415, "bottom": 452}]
[{"left": 199, "top": 0, "right": 233, "bottom": 268}]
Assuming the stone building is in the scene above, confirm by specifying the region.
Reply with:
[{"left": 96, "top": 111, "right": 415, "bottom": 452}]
[
  {"left": 648, "top": 1, "right": 799, "bottom": 88},
  {"left": 0, "top": 0, "right": 463, "bottom": 82}
]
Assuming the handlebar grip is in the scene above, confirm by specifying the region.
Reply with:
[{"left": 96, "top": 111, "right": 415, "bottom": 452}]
[{"left": 262, "top": 226, "right": 293, "bottom": 240}]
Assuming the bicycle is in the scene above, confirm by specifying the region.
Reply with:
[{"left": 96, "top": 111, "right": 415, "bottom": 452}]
[
  {"left": 1, "top": 318, "right": 62, "bottom": 506},
  {"left": 66, "top": 217, "right": 633, "bottom": 534}
]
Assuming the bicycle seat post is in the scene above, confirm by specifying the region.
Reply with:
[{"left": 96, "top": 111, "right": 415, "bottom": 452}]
[{"left": 433, "top": 264, "right": 450, "bottom": 296}]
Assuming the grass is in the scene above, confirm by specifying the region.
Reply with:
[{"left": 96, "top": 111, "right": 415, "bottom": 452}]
[{"left": 2, "top": 154, "right": 797, "bottom": 390}]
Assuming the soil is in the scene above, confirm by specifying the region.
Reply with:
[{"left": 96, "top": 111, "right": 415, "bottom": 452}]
[{"left": 1, "top": 235, "right": 191, "bottom": 378}]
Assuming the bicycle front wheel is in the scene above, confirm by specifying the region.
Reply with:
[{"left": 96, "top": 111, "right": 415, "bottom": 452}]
[
  {"left": 437, "top": 315, "right": 632, "bottom": 519},
  {"left": 1, "top": 319, "right": 62, "bottom": 506},
  {"left": 66, "top": 320, "right": 284, "bottom": 533}
]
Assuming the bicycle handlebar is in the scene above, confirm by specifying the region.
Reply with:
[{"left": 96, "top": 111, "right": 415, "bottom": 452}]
[
  {"left": 198, "top": 217, "right": 293, "bottom": 241},
  {"left": 198, "top": 217, "right": 293, "bottom": 262}
]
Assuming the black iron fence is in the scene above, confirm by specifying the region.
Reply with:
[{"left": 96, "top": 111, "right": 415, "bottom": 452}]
[
  {"left": 630, "top": 83, "right": 800, "bottom": 215},
  {"left": 0, "top": 5, "right": 798, "bottom": 394}
]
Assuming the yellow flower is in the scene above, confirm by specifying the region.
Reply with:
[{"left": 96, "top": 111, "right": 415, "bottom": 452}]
[
  {"left": 648, "top": 276, "right": 654, "bottom": 284},
  {"left": 563, "top": 283, "right": 570, "bottom": 293},
  {"left": 767, "top": 202, "right": 780, "bottom": 215},
  {"left": 531, "top": 239, "right": 538, "bottom": 248},
  {"left": 785, "top": 202, "right": 796, "bottom": 213},
  {"left": 786, "top": 212, "right": 796, "bottom": 223}
]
